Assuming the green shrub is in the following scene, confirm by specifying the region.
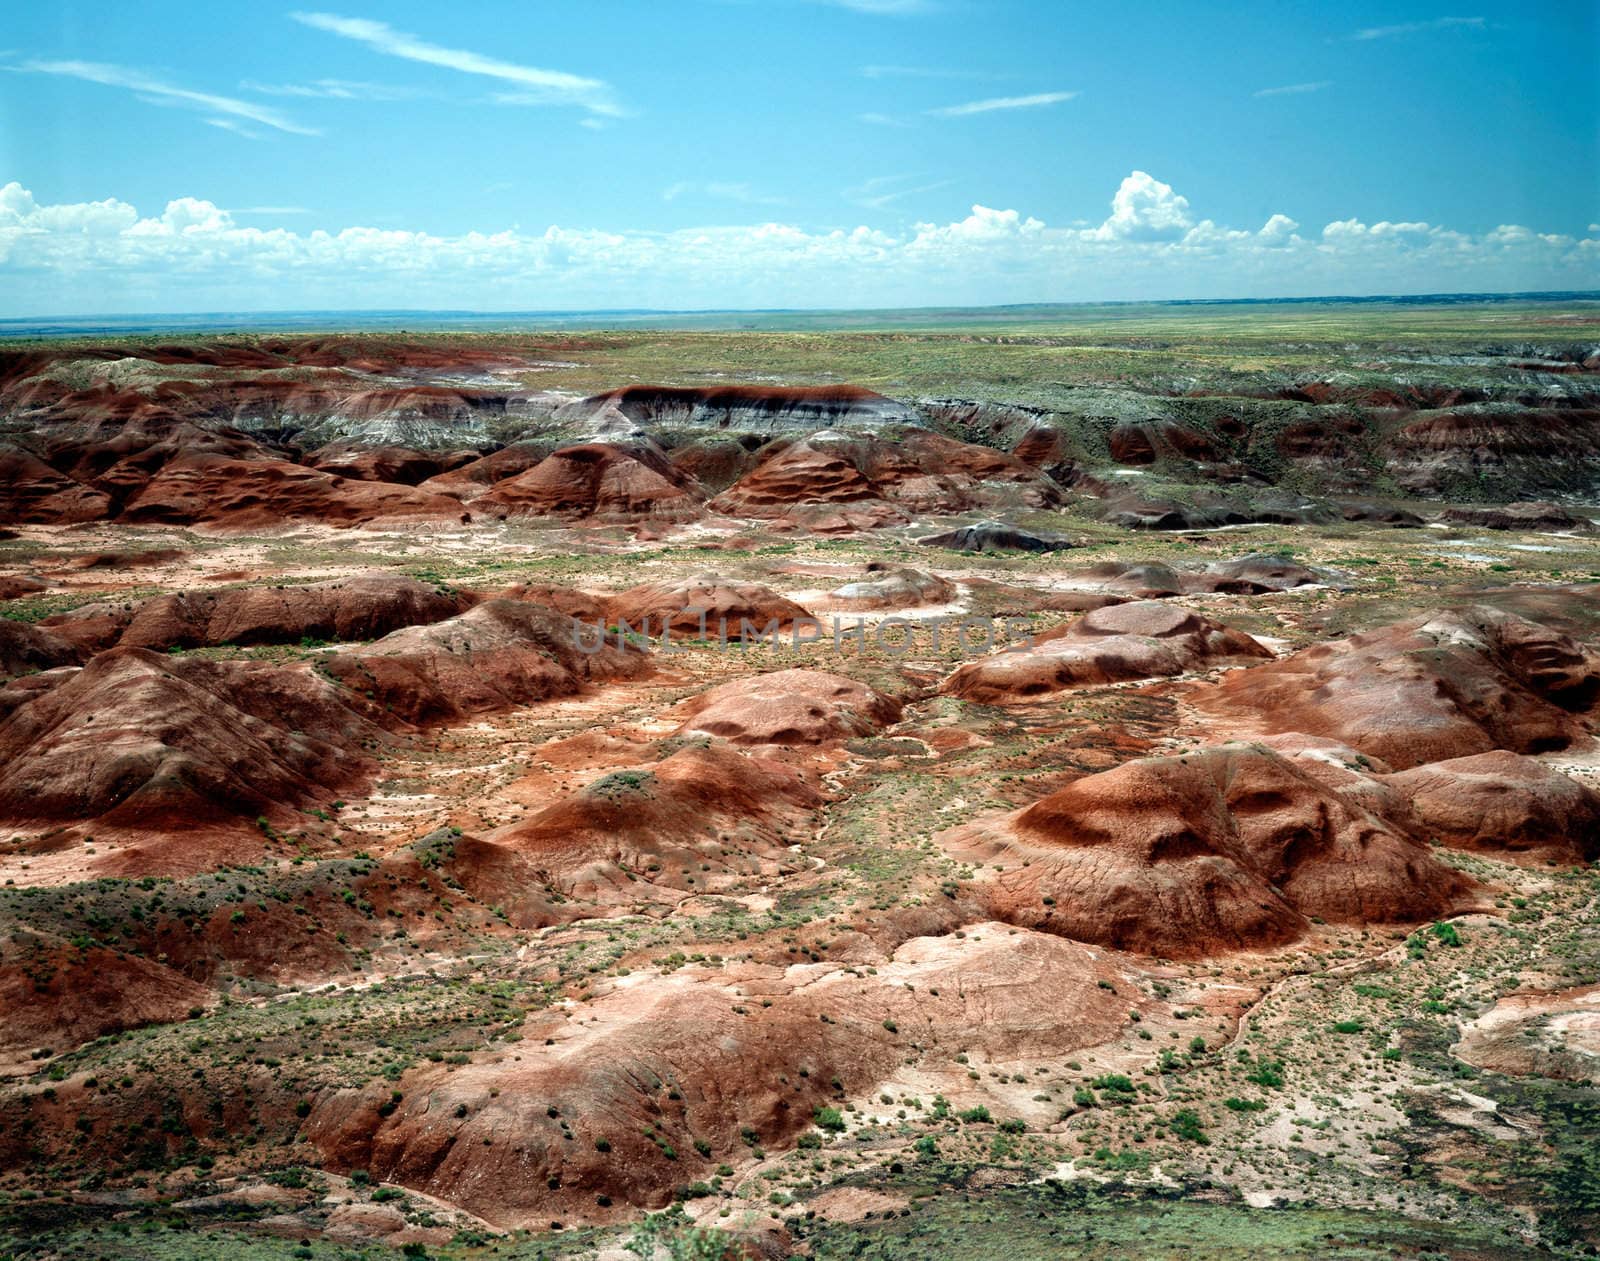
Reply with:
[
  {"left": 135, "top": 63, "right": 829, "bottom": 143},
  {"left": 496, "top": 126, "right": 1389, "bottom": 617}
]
[{"left": 1170, "top": 1108, "right": 1208, "bottom": 1144}]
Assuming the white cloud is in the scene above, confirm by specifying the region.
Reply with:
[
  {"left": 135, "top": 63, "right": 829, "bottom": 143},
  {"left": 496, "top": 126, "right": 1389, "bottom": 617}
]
[
  {"left": 289, "top": 12, "right": 622, "bottom": 117},
  {"left": 858, "top": 112, "right": 911, "bottom": 127},
  {"left": 1258, "top": 213, "right": 1300, "bottom": 246},
  {"left": 9, "top": 60, "right": 318, "bottom": 136},
  {"left": 241, "top": 78, "right": 420, "bottom": 101},
  {"left": 928, "top": 91, "right": 1077, "bottom": 117},
  {"left": 1352, "top": 15, "right": 1484, "bottom": 40},
  {"left": 847, "top": 174, "right": 955, "bottom": 209},
  {"left": 1091, "top": 170, "right": 1192, "bottom": 241},
  {"left": 663, "top": 182, "right": 785, "bottom": 206},
  {"left": 0, "top": 175, "right": 1593, "bottom": 315},
  {"left": 1254, "top": 81, "right": 1332, "bottom": 97}
]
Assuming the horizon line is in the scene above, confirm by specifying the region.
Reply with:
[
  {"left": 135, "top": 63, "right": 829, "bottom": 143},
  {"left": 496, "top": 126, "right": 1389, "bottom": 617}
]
[{"left": 2, "top": 288, "right": 1598, "bottom": 337}]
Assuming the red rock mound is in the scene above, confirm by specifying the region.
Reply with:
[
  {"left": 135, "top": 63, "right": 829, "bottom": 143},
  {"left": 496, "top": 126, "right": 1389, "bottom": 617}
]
[
  {"left": 418, "top": 441, "right": 554, "bottom": 500},
  {"left": 941, "top": 745, "right": 1477, "bottom": 957},
  {"left": 1196, "top": 606, "right": 1600, "bottom": 769},
  {"left": 116, "top": 575, "right": 472, "bottom": 651},
  {"left": 919, "top": 521, "right": 1076, "bottom": 554},
  {"left": 1200, "top": 553, "right": 1332, "bottom": 593},
  {"left": 308, "top": 924, "right": 1148, "bottom": 1227},
  {"left": 323, "top": 599, "right": 648, "bottom": 725},
  {"left": 0, "top": 620, "right": 85, "bottom": 678},
  {"left": 710, "top": 434, "right": 901, "bottom": 527},
  {"left": 710, "top": 431, "right": 1059, "bottom": 528},
  {"left": 487, "top": 743, "right": 822, "bottom": 902},
  {"left": 827, "top": 564, "right": 957, "bottom": 610},
  {"left": 0, "top": 933, "right": 211, "bottom": 1063},
  {"left": 0, "top": 449, "right": 113, "bottom": 523},
  {"left": 1384, "top": 751, "right": 1600, "bottom": 863},
  {"left": 1386, "top": 410, "right": 1600, "bottom": 498},
  {"left": 1108, "top": 419, "right": 1222, "bottom": 466},
  {"left": 476, "top": 441, "right": 704, "bottom": 522},
  {"left": 679, "top": 669, "right": 902, "bottom": 745},
  {"left": 604, "top": 573, "right": 812, "bottom": 637},
  {"left": 942, "top": 601, "right": 1270, "bottom": 704},
  {"left": 118, "top": 452, "right": 469, "bottom": 529},
  {"left": 0, "top": 648, "right": 387, "bottom": 871},
  {"left": 305, "top": 442, "right": 476, "bottom": 486},
  {"left": 1440, "top": 502, "right": 1595, "bottom": 533}
]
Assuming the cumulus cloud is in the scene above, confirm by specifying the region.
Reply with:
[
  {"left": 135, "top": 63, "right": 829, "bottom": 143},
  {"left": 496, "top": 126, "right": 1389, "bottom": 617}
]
[
  {"left": 0, "top": 174, "right": 1593, "bottom": 315},
  {"left": 1258, "top": 213, "right": 1300, "bottom": 246},
  {"left": 1091, "top": 171, "right": 1192, "bottom": 241},
  {"left": 928, "top": 91, "right": 1077, "bottom": 117},
  {"left": 9, "top": 60, "right": 318, "bottom": 136},
  {"left": 289, "top": 12, "right": 622, "bottom": 117}
]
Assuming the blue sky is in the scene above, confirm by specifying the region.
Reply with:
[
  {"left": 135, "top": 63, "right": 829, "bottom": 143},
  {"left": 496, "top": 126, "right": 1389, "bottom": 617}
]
[{"left": 1, "top": 1, "right": 1596, "bottom": 315}]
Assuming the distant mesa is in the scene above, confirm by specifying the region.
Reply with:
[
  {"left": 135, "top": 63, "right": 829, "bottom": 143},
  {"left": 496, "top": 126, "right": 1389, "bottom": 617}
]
[{"left": 553, "top": 383, "right": 920, "bottom": 436}]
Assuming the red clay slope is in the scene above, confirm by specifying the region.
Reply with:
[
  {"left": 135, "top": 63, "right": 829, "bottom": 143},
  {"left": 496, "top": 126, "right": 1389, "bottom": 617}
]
[{"left": 941, "top": 744, "right": 1478, "bottom": 958}]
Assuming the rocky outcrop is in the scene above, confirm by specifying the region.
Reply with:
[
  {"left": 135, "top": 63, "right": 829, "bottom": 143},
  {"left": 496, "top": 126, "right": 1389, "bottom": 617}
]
[
  {"left": 323, "top": 600, "right": 649, "bottom": 725},
  {"left": 475, "top": 441, "right": 704, "bottom": 522},
  {"left": 918, "top": 521, "right": 1075, "bottom": 553},
  {"left": 679, "top": 669, "right": 902, "bottom": 745},
  {"left": 942, "top": 601, "right": 1270, "bottom": 703},
  {"left": 940, "top": 744, "right": 1478, "bottom": 957},
  {"left": 553, "top": 384, "right": 919, "bottom": 436},
  {"left": 115, "top": 575, "right": 472, "bottom": 651},
  {"left": 1196, "top": 606, "right": 1600, "bottom": 769},
  {"left": 1440, "top": 501, "right": 1595, "bottom": 533}
]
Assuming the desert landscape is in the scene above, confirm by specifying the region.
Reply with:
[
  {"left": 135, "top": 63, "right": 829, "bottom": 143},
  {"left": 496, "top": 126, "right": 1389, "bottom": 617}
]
[{"left": 0, "top": 300, "right": 1596, "bottom": 1258}]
